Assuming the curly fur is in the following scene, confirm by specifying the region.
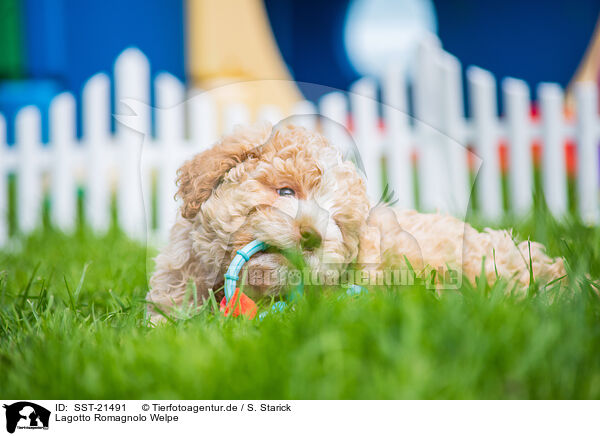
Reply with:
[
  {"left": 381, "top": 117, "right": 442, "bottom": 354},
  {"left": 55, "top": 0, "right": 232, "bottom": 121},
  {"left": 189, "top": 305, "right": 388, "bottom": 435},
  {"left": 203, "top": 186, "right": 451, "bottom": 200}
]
[{"left": 146, "top": 123, "right": 566, "bottom": 324}]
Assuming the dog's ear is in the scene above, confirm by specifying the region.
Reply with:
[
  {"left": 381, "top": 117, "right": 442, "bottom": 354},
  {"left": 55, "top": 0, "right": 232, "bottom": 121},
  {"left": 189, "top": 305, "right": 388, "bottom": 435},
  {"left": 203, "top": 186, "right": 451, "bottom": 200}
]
[{"left": 177, "top": 123, "right": 271, "bottom": 219}]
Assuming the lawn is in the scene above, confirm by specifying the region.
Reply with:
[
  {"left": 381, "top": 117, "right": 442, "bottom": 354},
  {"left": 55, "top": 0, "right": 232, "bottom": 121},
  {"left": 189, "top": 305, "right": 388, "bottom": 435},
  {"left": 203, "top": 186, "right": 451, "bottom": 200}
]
[{"left": 1, "top": 206, "right": 599, "bottom": 399}]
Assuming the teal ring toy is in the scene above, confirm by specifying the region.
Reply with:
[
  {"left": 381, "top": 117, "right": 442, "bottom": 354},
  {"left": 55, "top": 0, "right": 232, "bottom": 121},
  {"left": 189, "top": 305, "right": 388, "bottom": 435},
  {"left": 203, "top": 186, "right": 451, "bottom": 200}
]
[
  {"left": 224, "top": 240, "right": 268, "bottom": 302},
  {"left": 223, "top": 240, "right": 301, "bottom": 317},
  {"left": 223, "top": 239, "right": 367, "bottom": 316}
]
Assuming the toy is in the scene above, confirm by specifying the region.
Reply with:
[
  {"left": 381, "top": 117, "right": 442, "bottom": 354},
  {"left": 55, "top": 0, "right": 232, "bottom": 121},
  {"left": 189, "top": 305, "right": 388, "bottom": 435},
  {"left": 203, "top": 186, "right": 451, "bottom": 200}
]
[
  {"left": 221, "top": 239, "right": 307, "bottom": 319},
  {"left": 220, "top": 239, "right": 367, "bottom": 320},
  {"left": 220, "top": 239, "right": 267, "bottom": 319}
]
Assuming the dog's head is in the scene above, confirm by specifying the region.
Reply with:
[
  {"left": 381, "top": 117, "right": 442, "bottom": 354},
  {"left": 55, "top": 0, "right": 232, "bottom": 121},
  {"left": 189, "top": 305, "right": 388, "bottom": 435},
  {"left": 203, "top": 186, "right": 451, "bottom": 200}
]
[{"left": 177, "top": 122, "right": 370, "bottom": 294}]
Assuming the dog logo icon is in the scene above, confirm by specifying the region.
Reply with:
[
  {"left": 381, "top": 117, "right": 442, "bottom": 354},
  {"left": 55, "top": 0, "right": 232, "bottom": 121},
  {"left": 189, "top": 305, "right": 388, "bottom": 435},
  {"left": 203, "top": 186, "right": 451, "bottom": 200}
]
[{"left": 2, "top": 402, "right": 50, "bottom": 434}]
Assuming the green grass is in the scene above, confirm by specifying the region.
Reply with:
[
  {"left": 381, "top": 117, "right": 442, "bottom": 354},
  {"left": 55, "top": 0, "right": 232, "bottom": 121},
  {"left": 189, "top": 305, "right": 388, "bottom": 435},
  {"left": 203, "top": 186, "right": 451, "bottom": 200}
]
[{"left": 1, "top": 209, "right": 600, "bottom": 399}]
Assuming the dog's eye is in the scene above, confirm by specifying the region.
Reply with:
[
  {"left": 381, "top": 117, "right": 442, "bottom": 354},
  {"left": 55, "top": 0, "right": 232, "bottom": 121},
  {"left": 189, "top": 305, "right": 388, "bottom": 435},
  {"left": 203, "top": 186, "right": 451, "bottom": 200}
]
[{"left": 277, "top": 187, "right": 295, "bottom": 197}]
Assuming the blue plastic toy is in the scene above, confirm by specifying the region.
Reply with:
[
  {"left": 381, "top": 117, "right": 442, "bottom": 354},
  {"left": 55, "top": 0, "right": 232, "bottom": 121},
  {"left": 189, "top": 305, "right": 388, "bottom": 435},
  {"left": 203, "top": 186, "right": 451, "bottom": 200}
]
[{"left": 222, "top": 239, "right": 366, "bottom": 319}]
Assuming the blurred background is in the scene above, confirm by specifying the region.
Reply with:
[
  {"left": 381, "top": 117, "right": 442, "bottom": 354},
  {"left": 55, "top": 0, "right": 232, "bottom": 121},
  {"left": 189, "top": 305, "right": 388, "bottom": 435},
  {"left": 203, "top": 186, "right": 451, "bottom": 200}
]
[
  {"left": 1, "top": 0, "right": 600, "bottom": 243},
  {"left": 1, "top": 0, "right": 599, "bottom": 141}
]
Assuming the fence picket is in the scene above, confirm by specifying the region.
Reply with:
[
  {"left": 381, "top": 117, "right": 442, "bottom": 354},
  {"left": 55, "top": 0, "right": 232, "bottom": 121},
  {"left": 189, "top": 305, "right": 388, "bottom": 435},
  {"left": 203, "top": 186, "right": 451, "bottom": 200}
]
[
  {"left": 115, "top": 47, "right": 150, "bottom": 240},
  {"left": 50, "top": 92, "right": 77, "bottom": 232},
  {"left": 503, "top": 78, "right": 533, "bottom": 216},
  {"left": 16, "top": 106, "right": 42, "bottom": 233},
  {"left": 320, "top": 92, "right": 347, "bottom": 127},
  {"left": 258, "top": 105, "right": 283, "bottom": 126},
  {"left": 83, "top": 73, "right": 111, "bottom": 233},
  {"left": 538, "top": 83, "right": 568, "bottom": 217},
  {"left": 467, "top": 66, "right": 503, "bottom": 220},
  {"left": 223, "top": 104, "right": 250, "bottom": 134},
  {"left": 350, "top": 78, "right": 382, "bottom": 202},
  {"left": 320, "top": 92, "right": 348, "bottom": 147},
  {"left": 156, "top": 72, "right": 185, "bottom": 240},
  {"left": 0, "top": 115, "right": 6, "bottom": 244},
  {"left": 291, "top": 100, "right": 317, "bottom": 130},
  {"left": 320, "top": 92, "right": 357, "bottom": 170},
  {"left": 382, "top": 62, "right": 414, "bottom": 209},
  {"left": 188, "top": 90, "right": 217, "bottom": 150},
  {"left": 574, "top": 82, "right": 600, "bottom": 223},
  {"left": 438, "top": 53, "right": 470, "bottom": 215},
  {"left": 414, "top": 36, "right": 448, "bottom": 212}
]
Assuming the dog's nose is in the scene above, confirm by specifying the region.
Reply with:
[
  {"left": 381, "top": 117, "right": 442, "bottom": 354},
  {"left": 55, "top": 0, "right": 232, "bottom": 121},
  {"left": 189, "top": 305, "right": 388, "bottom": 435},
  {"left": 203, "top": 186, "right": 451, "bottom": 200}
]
[{"left": 299, "top": 225, "right": 322, "bottom": 250}]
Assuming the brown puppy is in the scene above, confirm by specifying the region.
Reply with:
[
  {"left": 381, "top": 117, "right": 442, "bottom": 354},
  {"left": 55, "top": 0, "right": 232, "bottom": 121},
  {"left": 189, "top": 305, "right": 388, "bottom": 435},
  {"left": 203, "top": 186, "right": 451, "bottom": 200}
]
[{"left": 146, "top": 123, "right": 565, "bottom": 323}]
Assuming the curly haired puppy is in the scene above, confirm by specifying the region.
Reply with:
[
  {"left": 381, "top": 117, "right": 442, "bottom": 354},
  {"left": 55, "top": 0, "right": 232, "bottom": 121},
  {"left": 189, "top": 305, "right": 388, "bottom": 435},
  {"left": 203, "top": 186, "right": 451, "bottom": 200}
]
[{"left": 146, "top": 123, "right": 566, "bottom": 323}]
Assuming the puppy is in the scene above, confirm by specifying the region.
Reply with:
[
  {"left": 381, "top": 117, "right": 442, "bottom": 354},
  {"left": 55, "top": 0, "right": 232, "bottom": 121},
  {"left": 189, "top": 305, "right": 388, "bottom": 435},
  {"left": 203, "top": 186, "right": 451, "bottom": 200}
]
[{"left": 146, "top": 123, "right": 566, "bottom": 323}]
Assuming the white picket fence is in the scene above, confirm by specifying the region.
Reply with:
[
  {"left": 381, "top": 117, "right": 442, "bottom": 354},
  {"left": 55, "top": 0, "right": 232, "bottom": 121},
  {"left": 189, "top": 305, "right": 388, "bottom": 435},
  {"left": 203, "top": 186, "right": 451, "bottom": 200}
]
[{"left": 0, "top": 37, "right": 599, "bottom": 247}]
